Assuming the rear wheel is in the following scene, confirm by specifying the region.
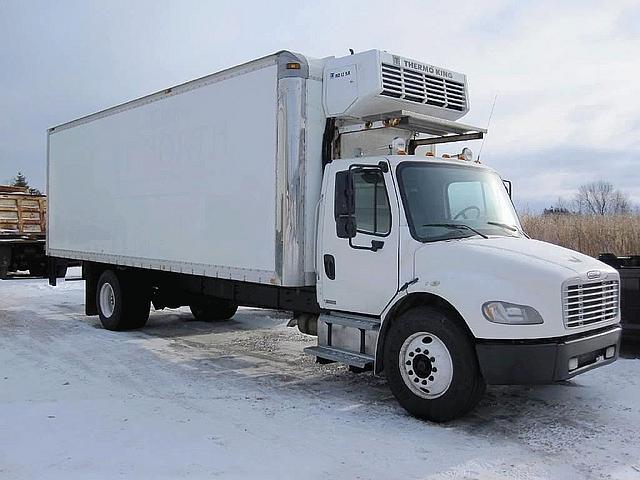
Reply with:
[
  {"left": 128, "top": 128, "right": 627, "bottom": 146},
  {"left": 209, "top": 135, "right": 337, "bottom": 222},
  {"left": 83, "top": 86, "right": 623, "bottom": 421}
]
[
  {"left": 190, "top": 298, "right": 237, "bottom": 322},
  {"left": 96, "top": 270, "right": 150, "bottom": 330},
  {"left": 383, "top": 306, "right": 485, "bottom": 422}
]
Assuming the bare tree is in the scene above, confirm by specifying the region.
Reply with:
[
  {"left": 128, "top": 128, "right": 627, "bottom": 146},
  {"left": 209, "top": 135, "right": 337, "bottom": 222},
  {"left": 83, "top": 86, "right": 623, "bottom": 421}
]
[
  {"left": 555, "top": 196, "right": 572, "bottom": 213},
  {"left": 574, "top": 180, "right": 631, "bottom": 215}
]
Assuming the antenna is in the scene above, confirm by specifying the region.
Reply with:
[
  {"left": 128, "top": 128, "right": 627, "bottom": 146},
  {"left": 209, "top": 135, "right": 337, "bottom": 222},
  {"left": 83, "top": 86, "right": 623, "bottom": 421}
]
[{"left": 477, "top": 94, "right": 497, "bottom": 162}]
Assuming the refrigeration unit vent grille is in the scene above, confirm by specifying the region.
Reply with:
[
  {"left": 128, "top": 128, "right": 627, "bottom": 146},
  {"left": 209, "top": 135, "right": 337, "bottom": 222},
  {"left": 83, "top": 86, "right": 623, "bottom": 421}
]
[{"left": 380, "top": 63, "right": 467, "bottom": 112}]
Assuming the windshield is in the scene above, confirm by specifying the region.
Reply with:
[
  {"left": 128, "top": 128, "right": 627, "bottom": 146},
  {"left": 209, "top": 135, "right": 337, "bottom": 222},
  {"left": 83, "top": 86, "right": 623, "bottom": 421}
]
[{"left": 397, "top": 162, "right": 522, "bottom": 242}]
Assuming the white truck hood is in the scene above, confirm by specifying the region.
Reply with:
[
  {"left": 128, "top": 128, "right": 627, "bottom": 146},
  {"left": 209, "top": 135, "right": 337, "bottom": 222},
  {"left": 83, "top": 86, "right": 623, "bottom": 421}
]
[
  {"left": 410, "top": 236, "right": 620, "bottom": 339},
  {"left": 449, "top": 237, "right": 613, "bottom": 275}
]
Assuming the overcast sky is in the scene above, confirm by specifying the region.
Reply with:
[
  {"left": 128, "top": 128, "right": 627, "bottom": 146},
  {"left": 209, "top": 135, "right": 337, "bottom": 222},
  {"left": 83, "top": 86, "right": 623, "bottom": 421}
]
[{"left": 1, "top": 0, "right": 639, "bottom": 211}]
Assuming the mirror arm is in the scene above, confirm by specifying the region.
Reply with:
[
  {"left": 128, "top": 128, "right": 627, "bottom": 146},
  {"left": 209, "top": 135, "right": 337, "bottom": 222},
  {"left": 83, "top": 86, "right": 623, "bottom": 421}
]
[
  {"left": 349, "top": 238, "right": 384, "bottom": 252},
  {"left": 503, "top": 179, "right": 512, "bottom": 198}
]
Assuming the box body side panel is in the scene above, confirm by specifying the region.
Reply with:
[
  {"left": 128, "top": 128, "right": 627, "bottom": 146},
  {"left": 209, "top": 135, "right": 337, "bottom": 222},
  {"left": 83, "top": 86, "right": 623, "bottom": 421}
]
[{"left": 48, "top": 64, "right": 280, "bottom": 283}]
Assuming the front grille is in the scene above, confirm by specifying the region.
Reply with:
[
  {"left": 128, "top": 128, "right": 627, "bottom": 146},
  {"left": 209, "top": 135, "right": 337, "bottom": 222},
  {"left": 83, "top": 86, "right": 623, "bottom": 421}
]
[
  {"left": 563, "top": 280, "right": 619, "bottom": 328},
  {"left": 380, "top": 63, "right": 467, "bottom": 112}
]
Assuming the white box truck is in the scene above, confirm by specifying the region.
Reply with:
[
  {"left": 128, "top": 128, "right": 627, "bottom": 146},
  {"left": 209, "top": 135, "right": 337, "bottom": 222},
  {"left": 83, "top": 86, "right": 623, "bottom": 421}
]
[{"left": 47, "top": 50, "right": 621, "bottom": 421}]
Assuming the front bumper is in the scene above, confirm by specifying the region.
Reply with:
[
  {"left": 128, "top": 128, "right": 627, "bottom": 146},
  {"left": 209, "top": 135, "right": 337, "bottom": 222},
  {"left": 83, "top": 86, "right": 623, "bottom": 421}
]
[{"left": 475, "top": 325, "right": 621, "bottom": 385}]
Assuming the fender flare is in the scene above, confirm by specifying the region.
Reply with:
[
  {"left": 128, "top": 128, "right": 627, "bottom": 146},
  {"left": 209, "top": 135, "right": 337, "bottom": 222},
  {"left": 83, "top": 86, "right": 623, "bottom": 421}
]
[{"left": 374, "top": 291, "right": 474, "bottom": 374}]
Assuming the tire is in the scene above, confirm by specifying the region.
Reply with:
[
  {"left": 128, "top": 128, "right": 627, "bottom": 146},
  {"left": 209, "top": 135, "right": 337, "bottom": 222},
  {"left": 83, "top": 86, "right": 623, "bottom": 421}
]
[
  {"left": 189, "top": 298, "right": 237, "bottom": 322},
  {"left": 383, "top": 306, "right": 485, "bottom": 422},
  {"left": 96, "top": 270, "right": 150, "bottom": 331},
  {"left": 29, "top": 267, "right": 45, "bottom": 277},
  {"left": 0, "top": 246, "right": 11, "bottom": 279},
  {"left": 29, "top": 266, "right": 46, "bottom": 277}
]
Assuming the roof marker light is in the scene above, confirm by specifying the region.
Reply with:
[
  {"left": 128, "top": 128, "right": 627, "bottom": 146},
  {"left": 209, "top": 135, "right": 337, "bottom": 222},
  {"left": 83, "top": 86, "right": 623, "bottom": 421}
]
[{"left": 458, "top": 148, "right": 473, "bottom": 161}]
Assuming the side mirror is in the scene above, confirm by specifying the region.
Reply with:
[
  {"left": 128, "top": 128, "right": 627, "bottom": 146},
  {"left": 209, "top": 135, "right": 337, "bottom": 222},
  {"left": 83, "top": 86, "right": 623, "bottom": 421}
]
[
  {"left": 336, "top": 216, "right": 357, "bottom": 238},
  {"left": 503, "top": 179, "right": 512, "bottom": 198},
  {"left": 335, "top": 170, "right": 356, "bottom": 238}
]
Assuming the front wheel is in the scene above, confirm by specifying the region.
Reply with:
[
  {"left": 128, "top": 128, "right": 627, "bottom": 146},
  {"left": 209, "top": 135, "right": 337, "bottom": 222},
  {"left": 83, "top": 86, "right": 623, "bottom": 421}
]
[
  {"left": 96, "top": 270, "right": 150, "bottom": 331},
  {"left": 383, "top": 306, "right": 485, "bottom": 422}
]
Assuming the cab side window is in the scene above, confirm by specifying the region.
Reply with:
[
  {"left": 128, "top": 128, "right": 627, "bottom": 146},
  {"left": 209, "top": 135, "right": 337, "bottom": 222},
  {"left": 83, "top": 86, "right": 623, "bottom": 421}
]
[{"left": 353, "top": 170, "right": 391, "bottom": 236}]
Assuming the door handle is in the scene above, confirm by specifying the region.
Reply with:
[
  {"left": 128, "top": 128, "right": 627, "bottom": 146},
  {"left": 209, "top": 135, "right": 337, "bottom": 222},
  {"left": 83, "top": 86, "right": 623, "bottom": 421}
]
[
  {"left": 323, "top": 254, "right": 335, "bottom": 280},
  {"left": 371, "top": 240, "right": 384, "bottom": 251}
]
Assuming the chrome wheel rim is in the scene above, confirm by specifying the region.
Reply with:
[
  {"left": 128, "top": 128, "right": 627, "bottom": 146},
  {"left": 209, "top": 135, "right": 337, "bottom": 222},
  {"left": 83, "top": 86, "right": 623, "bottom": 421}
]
[
  {"left": 399, "top": 332, "right": 453, "bottom": 399},
  {"left": 99, "top": 282, "right": 116, "bottom": 318}
]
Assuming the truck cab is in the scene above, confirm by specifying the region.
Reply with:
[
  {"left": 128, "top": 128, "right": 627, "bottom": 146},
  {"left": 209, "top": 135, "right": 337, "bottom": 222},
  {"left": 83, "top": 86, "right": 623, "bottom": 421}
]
[{"left": 310, "top": 147, "right": 620, "bottom": 421}]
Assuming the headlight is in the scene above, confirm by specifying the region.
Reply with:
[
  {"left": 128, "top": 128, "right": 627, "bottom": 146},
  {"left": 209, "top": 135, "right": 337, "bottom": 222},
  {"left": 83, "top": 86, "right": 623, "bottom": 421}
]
[{"left": 482, "top": 301, "right": 543, "bottom": 325}]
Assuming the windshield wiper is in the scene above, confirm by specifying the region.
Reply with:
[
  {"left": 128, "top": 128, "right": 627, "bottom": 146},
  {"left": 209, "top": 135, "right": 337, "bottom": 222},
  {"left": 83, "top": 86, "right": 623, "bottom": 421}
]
[
  {"left": 421, "top": 223, "right": 489, "bottom": 239},
  {"left": 486, "top": 221, "right": 517, "bottom": 232},
  {"left": 486, "top": 221, "right": 528, "bottom": 237}
]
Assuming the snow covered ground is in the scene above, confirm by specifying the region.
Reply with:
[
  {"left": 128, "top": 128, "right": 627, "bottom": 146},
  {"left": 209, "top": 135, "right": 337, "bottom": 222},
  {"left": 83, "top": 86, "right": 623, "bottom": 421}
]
[{"left": 1, "top": 269, "right": 639, "bottom": 480}]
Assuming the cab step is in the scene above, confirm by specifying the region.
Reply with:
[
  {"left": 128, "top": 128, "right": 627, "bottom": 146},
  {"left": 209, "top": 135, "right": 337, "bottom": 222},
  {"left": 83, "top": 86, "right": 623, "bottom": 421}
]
[
  {"left": 304, "top": 346, "right": 374, "bottom": 369},
  {"left": 322, "top": 313, "right": 380, "bottom": 331}
]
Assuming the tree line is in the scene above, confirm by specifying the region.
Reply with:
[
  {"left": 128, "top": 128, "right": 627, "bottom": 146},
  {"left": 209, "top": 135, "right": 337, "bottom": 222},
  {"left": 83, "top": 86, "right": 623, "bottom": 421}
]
[{"left": 544, "top": 180, "right": 633, "bottom": 216}]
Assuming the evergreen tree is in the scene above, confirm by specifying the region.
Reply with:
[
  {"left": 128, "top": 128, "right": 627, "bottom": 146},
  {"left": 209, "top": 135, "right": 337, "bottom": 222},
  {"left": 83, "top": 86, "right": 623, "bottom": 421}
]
[
  {"left": 12, "top": 172, "right": 28, "bottom": 188},
  {"left": 10, "top": 172, "right": 41, "bottom": 195}
]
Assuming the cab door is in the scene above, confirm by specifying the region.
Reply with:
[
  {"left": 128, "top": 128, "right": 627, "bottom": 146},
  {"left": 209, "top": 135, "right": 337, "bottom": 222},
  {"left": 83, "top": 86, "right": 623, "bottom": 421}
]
[{"left": 317, "top": 159, "right": 400, "bottom": 315}]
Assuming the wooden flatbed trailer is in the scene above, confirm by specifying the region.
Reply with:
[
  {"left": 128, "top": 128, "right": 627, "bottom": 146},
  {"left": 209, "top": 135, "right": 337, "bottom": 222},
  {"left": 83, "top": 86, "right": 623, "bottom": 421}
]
[{"left": 0, "top": 185, "right": 50, "bottom": 278}]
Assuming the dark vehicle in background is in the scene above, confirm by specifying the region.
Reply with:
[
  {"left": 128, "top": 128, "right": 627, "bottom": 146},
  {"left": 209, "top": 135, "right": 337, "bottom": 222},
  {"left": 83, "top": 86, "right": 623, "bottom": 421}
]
[{"left": 599, "top": 254, "right": 640, "bottom": 340}]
